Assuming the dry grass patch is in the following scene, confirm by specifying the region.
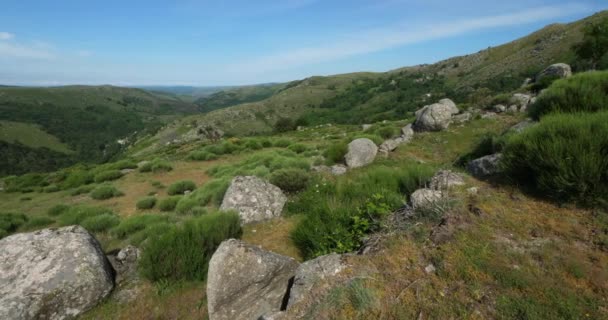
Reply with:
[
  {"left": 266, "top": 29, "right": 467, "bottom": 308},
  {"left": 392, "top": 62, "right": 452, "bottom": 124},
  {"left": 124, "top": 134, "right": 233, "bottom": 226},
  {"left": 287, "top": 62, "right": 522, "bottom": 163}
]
[{"left": 242, "top": 216, "right": 303, "bottom": 261}]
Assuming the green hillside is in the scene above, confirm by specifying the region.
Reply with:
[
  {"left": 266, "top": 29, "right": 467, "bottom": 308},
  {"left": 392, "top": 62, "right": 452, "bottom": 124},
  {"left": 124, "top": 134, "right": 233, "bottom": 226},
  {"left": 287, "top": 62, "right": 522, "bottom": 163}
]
[
  {"left": 194, "top": 83, "right": 286, "bottom": 113},
  {"left": 0, "top": 85, "right": 200, "bottom": 175}
]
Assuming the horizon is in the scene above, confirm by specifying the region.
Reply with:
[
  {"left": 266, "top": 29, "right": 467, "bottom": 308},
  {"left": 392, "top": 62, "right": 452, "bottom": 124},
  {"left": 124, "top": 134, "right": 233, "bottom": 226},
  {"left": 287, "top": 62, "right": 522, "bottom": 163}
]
[{"left": 0, "top": 0, "right": 606, "bottom": 87}]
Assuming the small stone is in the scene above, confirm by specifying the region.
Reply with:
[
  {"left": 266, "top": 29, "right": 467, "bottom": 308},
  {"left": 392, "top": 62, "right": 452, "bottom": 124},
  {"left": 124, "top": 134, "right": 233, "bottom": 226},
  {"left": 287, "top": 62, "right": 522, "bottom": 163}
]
[{"left": 425, "top": 264, "right": 436, "bottom": 274}]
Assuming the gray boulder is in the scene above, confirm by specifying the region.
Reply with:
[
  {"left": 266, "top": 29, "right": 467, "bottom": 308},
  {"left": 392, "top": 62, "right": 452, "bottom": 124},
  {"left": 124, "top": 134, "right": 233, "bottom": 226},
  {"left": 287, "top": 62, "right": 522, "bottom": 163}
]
[
  {"left": 508, "top": 119, "right": 537, "bottom": 134},
  {"left": 429, "top": 170, "right": 465, "bottom": 190},
  {"left": 452, "top": 112, "right": 472, "bottom": 124},
  {"left": 439, "top": 98, "right": 459, "bottom": 114},
  {"left": 108, "top": 245, "right": 140, "bottom": 284},
  {"left": 379, "top": 137, "right": 404, "bottom": 154},
  {"left": 288, "top": 254, "right": 347, "bottom": 309},
  {"left": 511, "top": 94, "right": 532, "bottom": 108},
  {"left": 0, "top": 226, "right": 114, "bottom": 320},
  {"left": 410, "top": 189, "right": 443, "bottom": 209},
  {"left": 494, "top": 105, "right": 506, "bottom": 113},
  {"left": 536, "top": 63, "right": 572, "bottom": 82},
  {"left": 207, "top": 239, "right": 299, "bottom": 320},
  {"left": 344, "top": 138, "right": 378, "bottom": 168},
  {"left": 401, "top": 124, "right": 415, "bottom": 141},
  {"left": 414, "top": 102, "right": 458, "bottom": 132},
  {"left": 220, "top": 176, "right": 287, "bottom": 225},
  {"left": 467, "top": 153, "right": 503, "bottom": 178},
  {"left": 362, "top": 124, "right": 372, "bottom": 131},
  {"left": 507, "top": 105, "right": 519, "bottom": 113},
  {"left": 330, "top": 164, "right": 348, "bottom": 176}
]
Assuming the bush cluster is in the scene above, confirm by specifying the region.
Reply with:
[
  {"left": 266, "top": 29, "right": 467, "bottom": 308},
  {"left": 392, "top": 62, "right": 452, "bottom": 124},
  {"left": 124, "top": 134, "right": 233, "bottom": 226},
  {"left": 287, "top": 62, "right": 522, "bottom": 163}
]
[
  {"left": 139, "top": 159, "right": 173, "bottom": 173},
  {"left": 0, "top": 212, "right": 28, "bottom": 239},
  {"left": 269, "top": 168, "right": 310, "bottom": 193},
  {"left": 56, "top": 205, "right": 119, "bottom": 233},
  {"left": 136, "top": 197, "right": 157, "bottom": 210},
  {"left": 90, "top": 184, "right": 124, "bottom": 200},
  {"left": 94, "top": 170, "right": 124, "bottom": 183},
  {"left": 167, "top": 180, "right": 197, "bottom": 195},
  {"left": 158, "top": 196, "right": 182, "bottom": 211}
]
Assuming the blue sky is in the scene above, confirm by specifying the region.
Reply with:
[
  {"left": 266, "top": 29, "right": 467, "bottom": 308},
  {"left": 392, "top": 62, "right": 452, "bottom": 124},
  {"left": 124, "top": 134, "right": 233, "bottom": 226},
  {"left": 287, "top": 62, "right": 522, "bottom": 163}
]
[{"left": 0, "top": 0, "right": 605, "bottom": 86}]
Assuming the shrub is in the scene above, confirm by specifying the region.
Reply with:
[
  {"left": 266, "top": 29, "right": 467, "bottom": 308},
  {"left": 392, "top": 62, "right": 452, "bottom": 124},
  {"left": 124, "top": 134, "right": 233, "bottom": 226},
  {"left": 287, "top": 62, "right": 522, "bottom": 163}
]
[
  {"left": 191, "top": 179, "right": 230, "bottom": 207},
  {"left": 288, "top": 143, "right": 308, "bottom": 154},
  {"left": 158, "top": 196, "right": 182, "bottom": 211},
  {"left": 244, "top": 139, "right": 263, "bottom": 150},
  {"left": 274, "top": 117, "right": 296, "bottom": 133},
  {"left": 57, "top": 205, "right": 114, "bottom": 226},
  {"left": 70, "top": 185, "right": 95, "bottom": 196},
  {"left": 139, "top": 159, "right": 173, "bottom": 173},
  {"left": 90, "top": 184, "right": 124, "bottom": 200},
  {"left": 175, "top": 197, "right": 201, "bottom": 215},
  {"left": 139, "top": 211, "right": 242, "bottom": 281},
  {"left": 61, "top": 169, "right": 94, "bottom": 189},
  {"left": 4, "top": 173, "right": 46, "bottom": 193},
  {"left": 503, "top": 112, "right": 608, "bottom": 207},
  {"left": 207, "top": 150, "right": 310, "bottom": 181},
  {"left": 47, "top": 204, "right": 70, "bottom": 216},
  {"left": 167, "top": 180, "right": 197, "bottom": 195},
  {"left": 80, "top": 214, "right": 120, "bottom": 233},
  {"left": 136, "top": 197, "right": 157, "bottom": 210},
  {"left": 270, "top": 169, "right": 310, "bottom": 193},
  {"left": 0, "top": 212, "right": 28, "bottom": 237},
  {"left": 528, "top": 71, "right": 608, "bottom": 119},
  {"left": 43, "top": 185, "right": 60, "bottom": 193},
  {"left": 188, "top": 151, "right": 219, "bottom": 161},
  {"left": 111, "top": 214, "right": 171, "bottom": 239},
  {"left": 324, "top": 142, "right": 348, "bottom": 165},
  {"left": 21, "top": 216, "right": 54, "bottom": 230},
  {"left": 94, "top": 170, "right": 123, "bottom": 183},
  {"left": 376, "top": 126, "right": 398, "bottom": 139},
  {"left": 273, "top": 138, "right": 292, "bottom": 148}
]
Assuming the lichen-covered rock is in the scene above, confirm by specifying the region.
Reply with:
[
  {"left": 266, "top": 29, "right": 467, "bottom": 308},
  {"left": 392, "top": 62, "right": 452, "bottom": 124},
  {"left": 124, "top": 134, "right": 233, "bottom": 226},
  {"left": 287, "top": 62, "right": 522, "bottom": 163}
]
[
  {"left": 0, "top": 226, "right": 114, "bottom": 320},
  {"left": 410, "top": 189, "right": 443, "bottom": 209},
  {"left": 467, "top": 153, "right": 503, "bottom": 178},
  {"left": 438, "top": 98, "right": 459, "bottom": 114},
  {"left": 330, "top": 165, "right": 348, "bottom": 176},
  {"left": 452, "top": 112, "right": 472, "bottom": 124},
  {"left": 207, "top": 239, "right": 299, "bottom": 320},
  {"left": 401, "top": 124, "right": 415, "bottom": 141},
  {"left": 220, "top": 176, "right": 287, "bottom": 225},
  {"left": 414, "top": 101, "right": 459, "bottom": 132},
  {"left": 536, "top": 63, "right": 572, "bottom": 82},
  {"left": 344, "top": 138, "right": 378, "bottom": 168},
  {"left": 288, "top": 254, "right": 347, "bottom": 309},
  {"left": 379, "top": 137, "right": 404, "bottom": 154},
  {"left": 108, "top": 245, "right": 140, "bottom": 284},
  {"left": 429, "top": 170, "right": 465, "bottom": 190},
  {"left": 511, "top": 93, "right": 532, "bottom": 108}
]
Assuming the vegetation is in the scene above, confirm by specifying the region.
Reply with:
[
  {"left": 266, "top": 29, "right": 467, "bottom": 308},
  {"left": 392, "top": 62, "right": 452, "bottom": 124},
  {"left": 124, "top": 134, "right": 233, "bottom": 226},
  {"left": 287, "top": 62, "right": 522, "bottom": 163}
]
[
  {"left": 528, "top": 71, "right": 608, "bottom": 119},
  {"left": 93, "top": 170, "right": 124, "bottom": 183},
  {"left": 502, "top": 112, "right": 608, "bottom": 207},
  {"left": 139, "top": 211, "right": 242, "bottom": 281},
  {"left": 274, "top": 117, "right": 297, "bottom": 132},
  {"left": 90, "top": 184, "right": 124, "bottom": 200},
  {"left": 158, "top": 196, "right": 182, "bottom": 211},
  {"left": 167, "top": 180, "right": 197, "bottom": 195},
  {"left": 139, "top": 159, "right": 173, "bottom": 173},
  {"left": 269, "top": 168, "right": 310, "bottom": 193},
  {"left": 0, "top": 212, "right": 28, "bottom": 239},
  {"left": 573, "top": 16, "right": 608, "bottom": 69},
  {"left": 136, "top": 197, "right": 157, "bottom": 210}
]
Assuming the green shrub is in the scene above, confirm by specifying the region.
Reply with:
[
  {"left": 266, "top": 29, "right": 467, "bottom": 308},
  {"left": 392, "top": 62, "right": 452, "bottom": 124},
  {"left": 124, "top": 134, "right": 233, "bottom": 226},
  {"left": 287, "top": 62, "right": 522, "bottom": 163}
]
[
  {"left": 528, "top": 71, "right": 608, "bottom": 119},
  {"left": 111, "top": 214, "right": 171, "bottom": 239},
  {"left": 167, "top": 180, "right": 197, "bottom": 195},
  {"left": 324, "top": 142, "right": 348, "bottom": 165},
  {"left": 70, "top": 185, "right": 95, "bottom": 196},
  {"left": 4, "top": 173, "right": 46, "bottom": 193},
  {"left": 244, "top": 139, "right": 263, "bottom": 150},
  {"left": 273, "top": 138, "right": 292, "bottom": 148},
  {"left": 136, "top": 197, "right": 157, "bottom": 210},
  {"left": 43, "top": 185, "right": 60, "bottom": 193},
  {"left": 288, "top": 143, "right": 308, "bottom": 154},
  {"left": 21, "top": 216, "right": 54, "bottom": 230},
  {"left": 139, "top": 211, "right": 242, "bottom": 281},
  {"left": 108, "top": 160, "right": 137, "bottom": 170},
  {"left": 375, "top": 126, "right": 398, "bottom": 139},
  {"left": 270, "top": 169, "right": 310, "bottom": 193},
  {"left": 47, "top": 204, "right": 70, "bottom": 216},
  {"left": 188, "top": 151, "right": 219, "bottom": 161},
  {"left": 191, "top": 179, "right": 230, "bottom": 207},
  {"left": 158, "top": 196, "right": 182, "bottom": 211},
  {"left": 502, "top": 112, "right": 608, "bottom": 207},
  {"left": 61, "top": 169, "right": 94, "bottom": 189},
  {"left": 139, "top": 159, "right": 173, "bottom": 173},
  {"left": 0, "top": 213, "right": 28, "bottom": 237},
  {"left": 58, "top": 205, "right": 114, "bottom": 226},
  {"left": 207, "top": 150, "right": 310, "bottom": 181},
  {"left": 80, "top": 214, "right": 120, "bottom": 233},
  {"left": 175, "top": 197, "right": 201, "bottom": 215},
  {"left": 274, "top": 117, "right": 296, "bottom": 133},
  {"left": 90, "top": 184, "right": 124, "bottom": 200},
  {"left": 455, "top": 133, "right": 506, "bottom": 167},
  {"left": 94, "top": 170, "right": 123, "bottom": 183}
]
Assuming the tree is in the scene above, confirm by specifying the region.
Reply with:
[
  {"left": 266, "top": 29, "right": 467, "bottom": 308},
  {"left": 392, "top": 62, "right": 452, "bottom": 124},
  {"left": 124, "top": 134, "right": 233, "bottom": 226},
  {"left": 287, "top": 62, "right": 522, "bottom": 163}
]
[
  {"left": 274, "top": 117, "right": 296, "bottom": 133},
  {"left": 574, "top": 17, "right": 608, "bottom": 70}
]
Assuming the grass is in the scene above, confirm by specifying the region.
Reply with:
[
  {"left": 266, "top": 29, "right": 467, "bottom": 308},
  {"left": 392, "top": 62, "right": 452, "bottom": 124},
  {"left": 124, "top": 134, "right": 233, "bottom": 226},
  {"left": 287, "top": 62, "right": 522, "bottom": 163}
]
[
  {"left": 167, "top": 180, "right": 197, "bottom": 195},
  {"left": 91, "top": 184, "right": 124, "bottom": 200},
  {"left": 158, "top": 196, "right": 182, "bottom": 211},
  {"left": 0, "top": 120, "right": 73, "bottom": 153},
  {"left": 94, "top": 170, "right": 124, "bottom": 183},
  {"left": 0, "top": 212, "right": 28, "bottom": 239}
]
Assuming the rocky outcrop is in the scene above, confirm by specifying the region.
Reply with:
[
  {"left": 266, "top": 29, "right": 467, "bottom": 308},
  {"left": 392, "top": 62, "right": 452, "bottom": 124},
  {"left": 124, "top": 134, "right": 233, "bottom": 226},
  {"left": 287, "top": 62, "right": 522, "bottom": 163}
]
[
  {"left": 414, "top": 99, "right": 460, "bottom": 132},
  {"left": 207, "top": 239, "right": 299, "bottom": 320},
  {"left": 379, "top": 137, "right": 403, "bottom": 154},
  {"left": 535, "top": 63, "right": 572, "bottom": 82},
  {"left": 344, "top": 138, "right": 378, "bottom": 168},
  {"left": 288, "top": 254, "right": 347, "bottom": 309},
  {"left": 401, "top": 124, "right": 415, "bottom": 141},
  {"left": 511, "top": 94, "right": 532, "bottom": 109},
  {"left": 0, "top": 226, "right": 114, "bottom": 320},
  {"left": 467, "top": 153, "right": 503, "bottom": 178},
  {"left": 410, "top": 189, "right": 443, "bottom": 209},
  {"left": 107, "top": 245, "right": 140, "bottom": 284},
  {"left": 220, "top": 176, "right": 287, "bottom": 225},
  {"left": 429, "top": 170, "right": 465, "bottom": 190}
]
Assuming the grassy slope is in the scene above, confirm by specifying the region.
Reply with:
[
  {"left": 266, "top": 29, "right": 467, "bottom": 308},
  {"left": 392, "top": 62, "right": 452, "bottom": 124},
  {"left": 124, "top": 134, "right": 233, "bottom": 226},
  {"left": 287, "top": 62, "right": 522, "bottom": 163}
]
[
  {"left": 0, "top": 120, "right": 72, "bottom": 153},
  {"left": 194, "top": 83, "right": 286, "bottom": 113}
]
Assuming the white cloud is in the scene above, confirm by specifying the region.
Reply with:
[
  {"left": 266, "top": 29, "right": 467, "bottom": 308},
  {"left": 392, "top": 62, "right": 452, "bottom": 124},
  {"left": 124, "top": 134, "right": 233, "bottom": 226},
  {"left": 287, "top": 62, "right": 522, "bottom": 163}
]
[
  {"left": 0, "top": 32, "right": 15, "bottom": 40},
  {"left": 228, "top": 3, "right": 591, "bottom": 73}
]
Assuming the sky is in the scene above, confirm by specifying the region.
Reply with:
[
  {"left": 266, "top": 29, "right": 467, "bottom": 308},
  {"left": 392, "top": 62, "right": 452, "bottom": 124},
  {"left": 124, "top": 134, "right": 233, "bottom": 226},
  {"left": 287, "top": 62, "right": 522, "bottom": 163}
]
[{"left": 0, "top": 0, "right": 606, "bottom": 86}]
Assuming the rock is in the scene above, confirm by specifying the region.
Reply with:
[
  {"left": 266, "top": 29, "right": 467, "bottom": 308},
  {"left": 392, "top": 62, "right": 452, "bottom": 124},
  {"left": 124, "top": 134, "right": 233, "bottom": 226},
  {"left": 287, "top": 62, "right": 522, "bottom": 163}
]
[
  {"left": 429, "top": 170, "right": 465, "bottom": 190},
  {"left": 424, "top": 264, "right": 436, "bottom": 274},
  {"left": 0, "top": 226, "right": 114, "bottom": 320},
  {"left": 507, "top": 105, "right": 518, "bottom": 113},
  {"left": 511, "top": 93, "right": 531, "bottom": 108},
  {"left": 288, "top": 254, "right": 347, "bottom": 309},
  {"left": 452, "top": 112, "right": 472, "bottom": 124},
  {"left": 311, "top": 165, "right": 331, "bottom": 174},
  {"left": 467, "top": 153, "right": 503, "bottom": 178},
  {"left": 481, "top": 112, "right": 497, "bottom": 119},
  {"left": 401, "top": 124, "right": 415, "bottom": 141},
  {"left": 467, "top": 187, "right": 479, "bottom": 196},
  {"left": 330, "top": 165, "right": 348, "bottom": 176},
  {"left": 137, "top": 160, "right": 150, "bottom": 168},
  {"left": 362, "top": 124, "right": 372, "bottom": 131},
  {"left": 120, "top": 168, "right": 135, "bottom": 175},
  {"left": 379, "top": 137, "right": 404, "bottom": 154},
  {"left": 344, "top": 138, "right": 378, "bottom": 168},
  {"left": 220, "top": 176, "right": 287, "bottom": 225},
  {"left": 494, "top": 105, "right": 506, "bottom": 113},
  {"left": 108, "top": 245, "right": 140, "bottom": 284},
  {"left": 508, "top": 119, "right": 536, "bottom": 134},
  {"left": 414, "top": 102, "right": 458, "bottom": 132},
  {"left": 410, "top": 189, "right": 443, "bottom": 209},
  {"left": 259, "top": 312, "right": 287, "bottom": 320},
  {"left": 207, "top": 239, "right": 299, "bottom": 320},
  {"left": 536, "top": 63, "right": 572, "bottom": 82}
]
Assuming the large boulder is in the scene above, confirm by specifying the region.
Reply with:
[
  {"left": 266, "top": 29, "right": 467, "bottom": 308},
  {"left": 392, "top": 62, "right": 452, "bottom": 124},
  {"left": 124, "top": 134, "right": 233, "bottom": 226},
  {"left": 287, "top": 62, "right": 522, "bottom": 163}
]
[
  {"left": 288, "top": 254, "right": 347, "bottom": 309},
  {"left": 429, "top": 170, "right": 465, "bottom": 190},
  {"left": 467, "top": 153, "right": 503, "bottom": 178},
  {"left": 410, "top": 189, "right": 443, "bottom": 209},
  {"left": 0, "top": 226, "right": 114, "bottom": 320},
  {"left": 511, "top": 94, "right": 532, "bottom": 109},
  {"left": 344, "top": 138, "right": 378, "bottom": 168},
  {"left": 207, "top": 239, "right": 299, "bottom": 320},
  {"left": 438, "top": 98, "right": 459, "bottom": 114},
  {"left": 220, "top": 176, "right": 287, "bottom": 225},
  {"left": 536, "top": 63, "right": 572, "bottom": 82},
  {"left": 414, "top": 102, "right": 458, "bottom": 132}
]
